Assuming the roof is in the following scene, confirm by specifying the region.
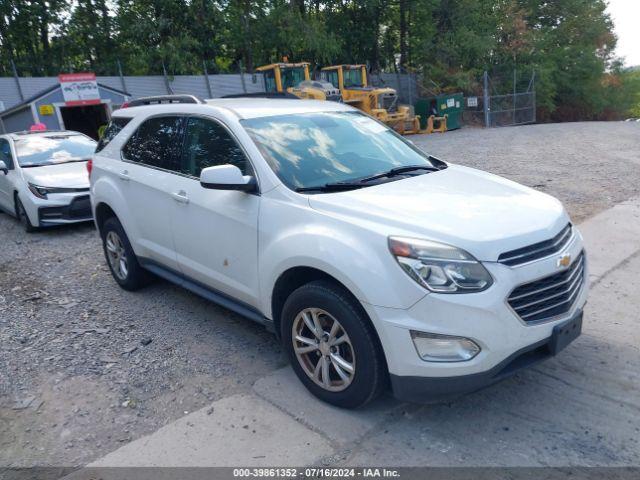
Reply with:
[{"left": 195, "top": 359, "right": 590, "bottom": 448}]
[
  {"left": 0, "top": 82, "right": 131, "bottom": 118},
  {"left": 112, "top": 97, "right": 355, "bottom": 120},
  {"left": 255, "top": 63, "right": 310, "bottom": 71},
  {"left": 321, "top": 64, "right": 366, "bottom": 70}
]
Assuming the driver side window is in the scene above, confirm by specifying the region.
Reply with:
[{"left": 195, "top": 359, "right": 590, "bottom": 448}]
[
  {"left": 180, "top": 117, "right": 249, "bottom": 178},
  {"left": 0, "top": 139, "right": 14, "bottom": 169}
]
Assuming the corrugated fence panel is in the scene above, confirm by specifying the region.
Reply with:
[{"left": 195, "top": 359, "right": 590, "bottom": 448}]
[
  {"left": 170, "top": 75, "right": 210, "bottom": 98},
  {"left": 118, "top": 76, "right": 168, "bottom": 98},
  {"left": 2, "top": 72, "right": 419, "bottom": 110},
  {"left": 207, "top": 74, "right": 265, "bottom": 97}
]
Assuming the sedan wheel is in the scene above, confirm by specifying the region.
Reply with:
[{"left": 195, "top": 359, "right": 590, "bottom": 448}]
[
  {"left": 105, "top": 230, "right": 129, "bottom": 281},
  {"left": 292, "top": 307, "right": 355, "bottom": 392}
]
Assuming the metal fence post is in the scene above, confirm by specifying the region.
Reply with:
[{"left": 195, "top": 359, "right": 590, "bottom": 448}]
[
  {"left": 117, "top": 59, "right": 128, "bottom": 95},
  {"left": 513, "top": 68, "right": 517, "bottom": 125},
  {"left": 532, "top": 72, "right": 536, "bottom": 123},
  {"left": 11, "top": 59, "right": 24, "bottom": 102},
  {"left": 203, "top": 60, "right": 213, "bottom": 98},
  {"left": 162, "top": 61, "right": 173, "bottom": 94},
  {"left": 239, "top": 60, "right": 247, "bottom": 93},
  {"left": 483, "top": 71, "right": 490, "bottom": 127}
]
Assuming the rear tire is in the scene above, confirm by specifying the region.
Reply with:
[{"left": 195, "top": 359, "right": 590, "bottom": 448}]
[
  {"left": 281, "top": 280, "right": 387, "bottom": 409},
  {"left": 15, "top": 196, "right": 37, "bottom": 233},
  {"left": 101, "top": 216, "right": 151, "bottom": 291}
]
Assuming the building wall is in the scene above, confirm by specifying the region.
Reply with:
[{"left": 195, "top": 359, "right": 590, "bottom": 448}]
[{"left": 1, "top": 86, "right": 128, "bottom": 133}]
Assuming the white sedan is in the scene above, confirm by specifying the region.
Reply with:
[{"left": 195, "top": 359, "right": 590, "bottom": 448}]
[{"left": 0, "top": 130, "right": 97, "bottom": 232}]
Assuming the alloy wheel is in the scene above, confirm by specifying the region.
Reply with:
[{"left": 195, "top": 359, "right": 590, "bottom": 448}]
[
  {"left": 292, "top": 308, "right": 355, "bottom": 392},
  {"left": 105, "top": 231, "right": 129, "bottom": 281}
]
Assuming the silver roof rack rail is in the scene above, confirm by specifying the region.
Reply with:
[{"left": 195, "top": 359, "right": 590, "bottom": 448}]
[{"left": 126, "top": 95, "right": 205, "bottom": 107}]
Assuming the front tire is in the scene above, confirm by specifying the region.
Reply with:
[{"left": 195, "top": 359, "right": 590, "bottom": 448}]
[
  {"left": 101, "top": 217, "right": 150, "bottom": 291},
  {"left": 281, "top": 280, "right": 387, "bottom": 408},
  {"left": 15, "top": 196, "right": 37, "bottom": 233}
]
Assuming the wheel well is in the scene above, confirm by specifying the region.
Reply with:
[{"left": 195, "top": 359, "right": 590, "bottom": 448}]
[
  {"left": 271, "top": 267, "right": 366, "bottom": 337},
  {"left": 13, "top": 190, "right": 19, "bottom": 215},
  {"left": 94, "top": 203, "right": 117, "bottom": 234}
]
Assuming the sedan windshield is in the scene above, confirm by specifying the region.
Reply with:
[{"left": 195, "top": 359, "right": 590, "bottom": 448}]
[
  {"left": 241, "top": 111, "right": 435, "bottom": 191},
  {"left": 15, "top": 134, "right": 96, "bottom": 168}
]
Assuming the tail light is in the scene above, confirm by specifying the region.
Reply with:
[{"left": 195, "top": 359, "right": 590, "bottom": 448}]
[
  {"left": 86, "top": 159, "right": 93, "bottom": 178},
  {"left": 120, "top": 102, "right": 130, "bottom": 109}
]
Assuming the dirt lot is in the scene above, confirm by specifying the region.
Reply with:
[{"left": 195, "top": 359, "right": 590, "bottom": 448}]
[
  {"left": 1, "top": 121, "right": 639, "bottom": 467},
  {"left": 413, "top": 121, "right": 640, "bottom": 223}
]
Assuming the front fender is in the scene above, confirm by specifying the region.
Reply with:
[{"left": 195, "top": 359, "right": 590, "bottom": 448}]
[{"left": 258, "top": 202, "right": 426, "bottom": 319}]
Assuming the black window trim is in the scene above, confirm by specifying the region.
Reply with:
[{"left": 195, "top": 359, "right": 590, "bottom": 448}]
[{"left": 119, "top": 112, "right": 261, "bottom": 194}]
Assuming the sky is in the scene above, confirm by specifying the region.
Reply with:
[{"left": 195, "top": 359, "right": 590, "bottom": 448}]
[{"left": 607, "top": 0, "right": 640, "bottom": 67}]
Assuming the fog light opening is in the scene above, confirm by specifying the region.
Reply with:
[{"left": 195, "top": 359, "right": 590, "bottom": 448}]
[{"left": 410, "top": 331, "right": 480, "bottom": 362}]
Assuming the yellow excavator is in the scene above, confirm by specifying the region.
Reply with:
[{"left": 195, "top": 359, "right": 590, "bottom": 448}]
[
  {"left": 256, "top": 62, "right": 342, "bottom": 101},
  {"left": 320, "top": 64, "right": 424, "bottom": 134}
]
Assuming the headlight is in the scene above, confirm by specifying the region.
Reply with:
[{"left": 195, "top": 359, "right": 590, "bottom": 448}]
[
  {"left": 388, "top": 236, "right": 493, "bottom": 293},
  {"left": 28, "top": 183, "right": 50, "bottom": 199},
  {"left": 28, "top": 183, "right": 81, "bottom": 199}
]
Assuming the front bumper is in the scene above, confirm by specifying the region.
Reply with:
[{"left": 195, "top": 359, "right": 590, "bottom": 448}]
[
  {"left": 362, "top": 229, "right": 588, "bottom": 403},
  {"left": 390, "top": 309, "right": 583, "bottom": 403},
  {"left": 37, "top": 194, "right": 93, "bottom": 226}
]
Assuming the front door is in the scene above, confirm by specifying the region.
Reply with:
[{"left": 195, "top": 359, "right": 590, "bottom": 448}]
[{"left": 169, "top": 116, "right": 260, "bottom": 308}]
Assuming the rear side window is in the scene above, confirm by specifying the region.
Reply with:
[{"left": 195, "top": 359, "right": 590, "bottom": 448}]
[
  {"left": 96, "top": 117, "right": 131, "bottom": 153},
  {"left": 122, "top": 116, "right": 184, "bottom": 171},
  {"left": 180, "top": 117, "right": 248, "bottom": 178}
]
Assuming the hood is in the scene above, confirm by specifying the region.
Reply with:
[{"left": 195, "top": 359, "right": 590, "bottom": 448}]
[
  {"left": 308, "top": 164, "right": 569, "bottom": 262},
  {"left": 21, "top": 162, "right": 90, "bottom": 189}
]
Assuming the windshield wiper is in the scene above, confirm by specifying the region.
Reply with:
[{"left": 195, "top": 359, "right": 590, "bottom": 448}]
[
  {"left": 20, "top": 158, "right": 89, "bottom": 168},
  {"left": 354, "top": 164, "right": 440, "bottom": 184},
  {"left": 295, "top": 182, "right": 367, "bottom": 193},
  {"left": 295, "top": 164, "right": 444, "bottom": 193}
]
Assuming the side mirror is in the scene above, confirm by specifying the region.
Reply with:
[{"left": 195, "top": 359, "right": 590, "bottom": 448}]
[
  {"left": 0, "top": 160, "right": 8, "bottom": 175},
  {"left": 200, "top": 164, "right": 257, "bottom": 193}
]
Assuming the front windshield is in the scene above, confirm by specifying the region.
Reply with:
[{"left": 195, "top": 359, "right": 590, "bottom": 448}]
[
  {"left": 15, "top": 134, "right": 96, "bottom": 168},
  {"left": 343, "top": 68, "right": 364, "bottom": 87},
  {"left": 241, "top": 111, "right": 434, "bottom": 190},
  {"left": 280, "top": 67, "right": 306, "bottom": 89}
]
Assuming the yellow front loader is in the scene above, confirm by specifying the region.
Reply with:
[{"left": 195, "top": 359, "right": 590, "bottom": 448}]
[
  {"left": 256, "top": 62, "right": 341, "bottom": 101},
  {"left": 320, "top": 64, "right": 422, "bottom": 134}
]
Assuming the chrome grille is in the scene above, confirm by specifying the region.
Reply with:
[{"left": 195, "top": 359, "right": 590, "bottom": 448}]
[
  {"left": 508, "top": 252, "right": 585, "bottom": 324},
  {"left": 498, "top": 224, "right": 573, "bottom": 267}
]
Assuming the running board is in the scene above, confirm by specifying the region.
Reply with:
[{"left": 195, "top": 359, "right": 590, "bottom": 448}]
[{"left": 139, "top": 259, "right": 274, "bottom": 332}]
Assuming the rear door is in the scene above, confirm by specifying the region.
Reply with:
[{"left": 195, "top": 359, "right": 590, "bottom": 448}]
[
  {"left": 0, "top": 139, "right": 16, "bottom": 212},
  {"left": 169, "top": 116, "right": 261, "bottom": 307},
  {"left": 119, "top": 115, "right": 185, "bottom": 271}
]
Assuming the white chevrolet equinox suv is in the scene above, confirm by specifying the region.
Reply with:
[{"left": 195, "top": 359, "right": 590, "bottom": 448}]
[{"left": 90, "top": 95, "right": 588, "bottom": 408}]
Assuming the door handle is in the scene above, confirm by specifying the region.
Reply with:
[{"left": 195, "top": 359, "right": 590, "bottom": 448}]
[
  {"left": 117, "top": 170, "right": 130, "bottom": 181},
  {"left": 171, "top": 190, "right": 189, "bottom": 204}
]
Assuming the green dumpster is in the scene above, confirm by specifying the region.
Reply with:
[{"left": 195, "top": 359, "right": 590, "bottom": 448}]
[{"left": 415, "top": 93, "right": 464, "bottom": 131}]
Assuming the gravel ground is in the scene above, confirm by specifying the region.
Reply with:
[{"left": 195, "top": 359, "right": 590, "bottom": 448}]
[
  {"left": 413, "top": 121, "right": 640, "bottom": 223},
  {"left": 1, "top": 121, "right": 639, "bottom": 467}
]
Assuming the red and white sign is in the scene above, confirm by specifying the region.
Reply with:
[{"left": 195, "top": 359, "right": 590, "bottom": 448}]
[{"left": 58, "top": 73, "right": 101, "bottom": 106}]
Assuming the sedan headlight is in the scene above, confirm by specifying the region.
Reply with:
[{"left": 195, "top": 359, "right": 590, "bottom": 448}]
[
  {"left": 388, "top": 236, "right": 493, "bottom": 293},
  {"left": 28, "top": 183, "right": 84, "bottom": 199},
  {"left": 28, "top": 183, "right": 51, "bottom": 199}
]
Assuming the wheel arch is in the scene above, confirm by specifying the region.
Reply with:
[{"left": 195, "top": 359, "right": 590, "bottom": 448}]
[
  {"left": 94, "top": 201, "right": 118, "bottom": 235},
  {"left": 270, "top": 266, "right": 383, "bottom": 355}
]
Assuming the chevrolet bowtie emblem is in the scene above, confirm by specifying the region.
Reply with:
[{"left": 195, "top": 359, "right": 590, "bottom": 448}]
[{"left": 557, "top": 253, "right": 572, "bottom": 268}]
